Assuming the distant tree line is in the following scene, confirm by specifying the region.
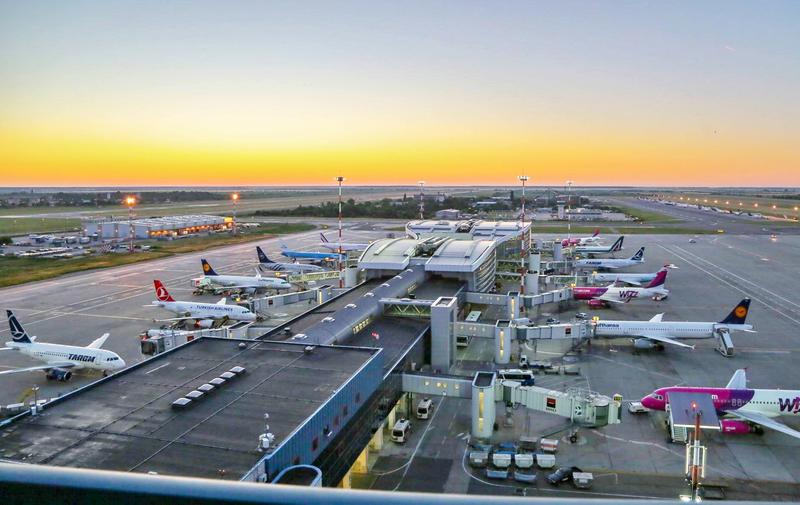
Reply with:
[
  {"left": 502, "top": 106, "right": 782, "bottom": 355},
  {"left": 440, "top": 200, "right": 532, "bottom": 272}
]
[{"left": 254, "top": 196, "right": 481, "bottom": 219}]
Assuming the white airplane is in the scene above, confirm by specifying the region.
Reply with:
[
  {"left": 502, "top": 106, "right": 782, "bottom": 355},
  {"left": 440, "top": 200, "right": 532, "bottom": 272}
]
[
  {"left": 201, "top": 259, "right": 292, "bottom": 293},
  {"left": 149, "top": 280, "right": 257, "bottom": 328},
  {"left": 319, "top": 233, "right": 369, "bottom": 252},
  {"left": 573, "top": 268, "right": 669, "bottom": 307},
  {"left": 642, "top": 368, "right": 800, "bottom": 439},
  {"left": 594, "top": 298, "right": 752, "bottom": 349},
  {"left": 561, "top": 229, "right": 601, "bottom": 247},
  {"left": 256, "top": 246, "right": 325, "bottom": 273},
  {"left": 591, "top": 264, "right": 675, "bottom": 285},
  {"left": 1, "top": 310, "right": 125, "bottom": 381},
  {"left": 574, "top": 236, "right": 624, "bottom": 256},
  {"left": 575, "top": 247, "right": 645, "bottom": 270}
]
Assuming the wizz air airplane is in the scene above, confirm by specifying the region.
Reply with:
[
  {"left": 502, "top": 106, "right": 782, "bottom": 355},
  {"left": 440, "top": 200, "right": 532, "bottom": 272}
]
[
  {"left": 573, "top": 268, "right": 669, "bottom": 307},
  {"left": 149, "top": 280, "right": 257, "bottom": 328},
  {"left": 201, "top": 259, "right": 292, "bottom": 293},
  {"left": 257, "top": 246, "right": 325, "bottom": 273},
  {"left": 574, "top": 236, "right": 624, "bottom": 256},
  {"left": 641, "top": 369, "right": 800, "bottom": 439},
  {"left": 319, "top": 233, "right": 369, "bottom": 252},
  {"left": 575, "top": 246, "right": 645, "bottom": 270},
  {"left": 594, "top": 298, "right": 752, "bottom": 350},
  {"left": 1, "top": 310, "right": 125, "bottom": 381},
  {"left": 561, "top": 229, "right": 601, "bottom": 247},
  {"left": 591, "top": 264, "right": 674, "bottom": 285},
  {"left": 279, "top": 243, "right": 343, "bottom": 262}
]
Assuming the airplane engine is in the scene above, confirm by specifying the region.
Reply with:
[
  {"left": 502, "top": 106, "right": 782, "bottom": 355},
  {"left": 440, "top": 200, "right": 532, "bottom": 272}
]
[
  {"left": 46, "top": 368, "right": 73, "bottom": 382},
  {"left": 632, "top": 338, "right": 662, "bottom": 350},
  {"left": 720, "top": 419, "right": 757, "bottom": 435},
  {"left": 194, "top": 319, "right": 215, "bottom": 329}
]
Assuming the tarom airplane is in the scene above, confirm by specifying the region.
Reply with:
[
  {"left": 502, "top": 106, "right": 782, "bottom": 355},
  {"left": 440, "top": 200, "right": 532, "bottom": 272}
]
[
  {"left": 594, "top": 298, "right": 752, "bottom": 350},
  {"left": 0, "top": 310, "right": 125, "bottom": 381},
  {"left": 641, "top": 368, "right": 800, "bottom": 439},
  {"left": 574, "top": 246, "right": 645, "bottom": 271},
  {"left": 256, "top": 246, "right": 325, "bottom": 273},
  {"left": 574, "top": 236, "right": 624, "bottom": 256},
  {"left": 591, "top": 264, "right": 675, "bottom": 285},
  {"left": 149, "top": 280, "right": 257, "bottom": 328},
  {"left": 319, "top": 233, "right": 369, "bottom": 252},
  {"left": 279, "top": 243, "right": 343, "bottom": 262},
  {"left": 573, "top": 268, "right": 669, "bottom": 307},
  {"left": 200, "top": 259, "right": 292, "bottom": 293},
  {"left": 561, "top": 229, "right": 601, "bottom": 247}
]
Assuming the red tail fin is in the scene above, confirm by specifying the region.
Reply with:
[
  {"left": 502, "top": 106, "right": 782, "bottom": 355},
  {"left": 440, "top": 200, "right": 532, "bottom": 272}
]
[
  {"left": 645, "top": 269, "right": 667, "bottom": 288},
  {"left": 592, "top": 228, "right": 599, "bottom": 237},
  {"left": 154, "top": 280, "right": 174, "bottom": 302}
]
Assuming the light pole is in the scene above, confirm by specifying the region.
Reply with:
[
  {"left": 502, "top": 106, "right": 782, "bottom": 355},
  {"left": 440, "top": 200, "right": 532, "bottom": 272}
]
[
  {"left": 565, "top": 180, "right": 573, "bottom": 240},
  {"left": 231, "top": 192, "right": 239, "bottom": 234},
  {"left": 518, "top": 175, "right": 529, "bottom": 295},
  {"left": 32, "top": 385, "right": 39, "bottom": 415},
  {"left": 418, "top": 181, "right": 425, "bottom": 220},
  {"left": 336, "top": 176, "right": 345, "bottom": 289},
  {"left": 124, "top": 195, "right": 137, "bottom": 253}
]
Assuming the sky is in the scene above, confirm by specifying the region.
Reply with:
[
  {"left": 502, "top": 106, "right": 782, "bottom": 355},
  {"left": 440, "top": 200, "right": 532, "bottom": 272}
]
[{"left": 1, "top": 1, "right": 798, "bottom": 187}]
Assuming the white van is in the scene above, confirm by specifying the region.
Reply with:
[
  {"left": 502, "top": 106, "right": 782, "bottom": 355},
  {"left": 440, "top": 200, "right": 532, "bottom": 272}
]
[
  {"left": 416, "top": 398, "right": 434, "bottom": 420},
  {"left": 391, "top": 418, "right": 412, "bottom": 443}
]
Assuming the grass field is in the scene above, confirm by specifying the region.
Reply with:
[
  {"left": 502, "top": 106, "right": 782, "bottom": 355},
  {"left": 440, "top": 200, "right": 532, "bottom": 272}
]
[
  {"left": 0, "top": 223, "right": 315, "bottom": 288},
  {"left": 0, "top": 217, "right": 82, "bottom": 235}
]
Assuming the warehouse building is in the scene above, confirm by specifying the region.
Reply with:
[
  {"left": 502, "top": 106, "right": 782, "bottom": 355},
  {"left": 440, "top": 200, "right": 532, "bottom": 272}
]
[{"left": 85, "top": 215, "right": 231, "bottom": 239}]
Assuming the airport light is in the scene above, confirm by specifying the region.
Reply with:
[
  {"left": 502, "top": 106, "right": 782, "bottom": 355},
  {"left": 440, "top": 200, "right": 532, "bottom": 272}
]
[
  {"left": 518, "top": 175, "right": 529, "bottom": 297},
  {"left": 418, "top": 181, "right": 425, "bottom": 220},
  {"left": 794, "top": 206, "right": 799, "bottom": 211},
  {"left": 124, "top": 195, "right": 137, "bottom": 253},
  {"left": 772, "top": 204, "right": 777, "bottom": 209},
  {"left": 231, "top": 192, "right": 239, "bottom": 234},
  {"left": 336, "top": 176, "right": 345, "bottom": 289},
  {"left": 754, "top": 203, "right": 758, "bottom": 208},
  {"left": 566, "top": 180, "right": 574, "bottom": 240}
]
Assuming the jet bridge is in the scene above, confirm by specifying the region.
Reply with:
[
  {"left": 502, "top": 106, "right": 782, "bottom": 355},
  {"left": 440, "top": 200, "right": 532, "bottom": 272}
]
[
  {"left": 500, "top": 381, "right": 622, "bottom": 429},
  {"left": 380, "top": 297, "right": 435, "bottom": 317}
]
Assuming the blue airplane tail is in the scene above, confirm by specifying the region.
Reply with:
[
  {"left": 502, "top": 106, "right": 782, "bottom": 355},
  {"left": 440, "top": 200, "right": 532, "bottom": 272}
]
[
  {"left": 256, "top": 246, "right": 272, "bottom": 263},
  {"left": 720, "top": 298, "right": 751, "bottom": 325},
  {"left": 6, "top": 310, "right": 31, "bottom": 343},
  {"left": 201, "top": 259, "right": 219, "bottom": 276},
  {"left": 631, "top": 247, "right": 645, "bottom": 261}
]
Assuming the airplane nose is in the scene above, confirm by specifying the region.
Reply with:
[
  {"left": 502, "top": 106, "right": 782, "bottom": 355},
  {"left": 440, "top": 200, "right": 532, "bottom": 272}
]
[
  {"left": 118, "top": 359, "right": 127, "bottom": 368},
  {"left": 640, "top": 396, "right": 655, "bottom": 409}
]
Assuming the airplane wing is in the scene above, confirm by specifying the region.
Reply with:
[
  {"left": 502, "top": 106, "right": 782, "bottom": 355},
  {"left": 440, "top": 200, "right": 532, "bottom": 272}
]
[
  {"left": 87, "top": 333, "right": 110, "bottom": 349},
  {"left": 597, "top": 292, "right": 627, "bottom": 304},
  {"left": 649, "top": 313, "right": 664, "bottom": 323},
  {"left": 728, "top": 410, "right": 800, "bottom": 440},
  {"left": 621, "top": 280, "right": 643, "bottom": 286},
  {"left": 154, "top": 317, "right": 200, "bottom": 322},
  {"left": 0, "top": 362, "right": 77, "bottom": 375},
  {"left": 635, "top": 333, "right": 695, "bottom": 349}
]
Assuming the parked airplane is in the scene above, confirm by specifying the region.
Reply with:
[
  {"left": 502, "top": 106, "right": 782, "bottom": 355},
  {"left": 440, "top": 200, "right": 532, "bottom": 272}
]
[
  {"left": 201, "top": 259, "right": 292, "bottom": 293},
  {"left": 594, "top": 298, "right": 752, "bottom": 349},
  {"left": 575, "top": 247, "right": 645, "bottom": 271},
  {"left": 279, "top": 243, "right": 343, "bottom": 262},
  {"left": 561, "top": 229, "right": 601, "bottom": 247},
  {"left": 641, "top": 369, "right": 800, "bottom": 439},
  {"left": 319, "top": 233, "right": 369, "bottom": 252},
  {"left": 573, "top": 268, "right": 669, "bottom": 307},
  {"left": 591, "top": 264, "right": 674, "bottom": 285},
  {"left": 574, "top": 236, "right": 624, "bottom": 256},
  {"left": 149, "top": 280, "right": 257, "bottom": 328},
  {"left": 0, "top": 310, "right": 125, "bottom": 381},
  {"left": 257, "top": 246, "right": 326, "bottom": 273}
]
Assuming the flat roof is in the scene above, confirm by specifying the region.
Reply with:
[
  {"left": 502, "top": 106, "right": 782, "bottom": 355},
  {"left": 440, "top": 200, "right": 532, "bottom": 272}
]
[{"left": 0, "top": 338, "right": 378, "bottom": 479}]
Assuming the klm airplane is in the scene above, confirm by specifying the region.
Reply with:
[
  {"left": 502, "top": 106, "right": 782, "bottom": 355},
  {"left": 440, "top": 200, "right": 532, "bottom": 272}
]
[{"left": 279, "top": 243, "right": 343, "bottom": 262}]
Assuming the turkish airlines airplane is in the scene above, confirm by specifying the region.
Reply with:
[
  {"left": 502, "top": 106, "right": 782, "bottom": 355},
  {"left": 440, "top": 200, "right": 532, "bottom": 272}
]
[
  {"left": 0, "top": 310, "right": 125, "bottom": 381},
  {"left": 594, "top": 298, "right": 752, "bottom": 349},
  {"left": 575, "top": 247, "right": 645, "bottom": 271},
  {"left": 574, "top": 236, "right": 624, "bottom": 255},
  {"left": 573, "top": 268, "right": 669, "bottom": 307},
  {"left": 319, "top": 233, "right": 369, "bottom": 252},
  {"left": 641, "top": 369, "right": 800, "bottom": 439},
  {"left": 561, "top": 229, "right": 601, "bottom": 247},
  {"left": 149, "top": 280, "right": 257, "bottom": 328},
  {"left": 201, "top": 259, "right": 292, "bottom": 293}
]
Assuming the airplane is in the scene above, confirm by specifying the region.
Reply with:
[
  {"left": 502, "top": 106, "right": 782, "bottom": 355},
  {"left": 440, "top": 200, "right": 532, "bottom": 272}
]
[
  {"left": 319, "top": 233, "right": 369, "bottom": 252},
  {"left": 257, "top": 246, "right": 326, "bottom": 273},
  {"left": 575, "top": 247, "right": 645, "bottom": 271},
  {"left": 148, "top": 280, "right": 257, "bottom": 328},
  {"left": 591, "top": 264, "right": 674, "bottom": 285},
  {"left": 561, "top": 229, "right": 601, "bottom": 247},
  {"left": 279, "top": 243, "right": 343, "bottom": 262},
  {"left": 594, "top": 298, "right": 752, "bottom": 350},
  {"left": 0, "top": 310, "right": 125, "bottom": 381},
  {"left": 574, "top": 236, "right": 624, "bottom": 256},
  {"left": 641, "top": 368, "right": 800, "bottom": 440},
  {"left": 201, "top": 259, "right": 292, "bottom": 293},
  {"left": 573, "top": 268, "right": 669, "bottom": 307}
]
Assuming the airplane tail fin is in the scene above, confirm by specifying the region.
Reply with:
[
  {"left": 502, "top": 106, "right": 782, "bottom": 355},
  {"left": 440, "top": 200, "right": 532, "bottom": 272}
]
[
  {"left": 153, "top": 280, "right": 175, "bottom": 302},
  {"left": 87, "top": 333, "right": 110, "bottom": 349},
  {"left": 630, "top": 246, "right": 645, "bottom": 262},
  {"left": 720, "top": 298, "right": 751, "bottom": 325},
  {"left": 256, "top": 246, "right": 272, "bottom": 263},
  {"left": 725, "top": 368, "right": 747, "bottom": 389},
  {"left": 320, "top": 233, "right": 329, "bottom": 243},
  {"left": 645, "top": 268, "right": 668, "bottom": 288},
  {"left": 6, "top": 310, "right": 31, "bottom": 344},
  {"left": 611, "top": 236, "right": 624, "bottom": 252},
  {"left": 201, "top": 259, "right": 218, "bottom": 276},
  {"left": 280, "top": 242, "right": 289, "bottom": 250},
  {"left": 592, "top": 228, "right": 600, "bottom": 237}
]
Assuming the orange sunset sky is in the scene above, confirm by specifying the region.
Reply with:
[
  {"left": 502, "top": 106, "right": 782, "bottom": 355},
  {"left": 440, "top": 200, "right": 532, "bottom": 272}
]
[{"left": 1, "top": 1, "right": 798, "bottom": 187}]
